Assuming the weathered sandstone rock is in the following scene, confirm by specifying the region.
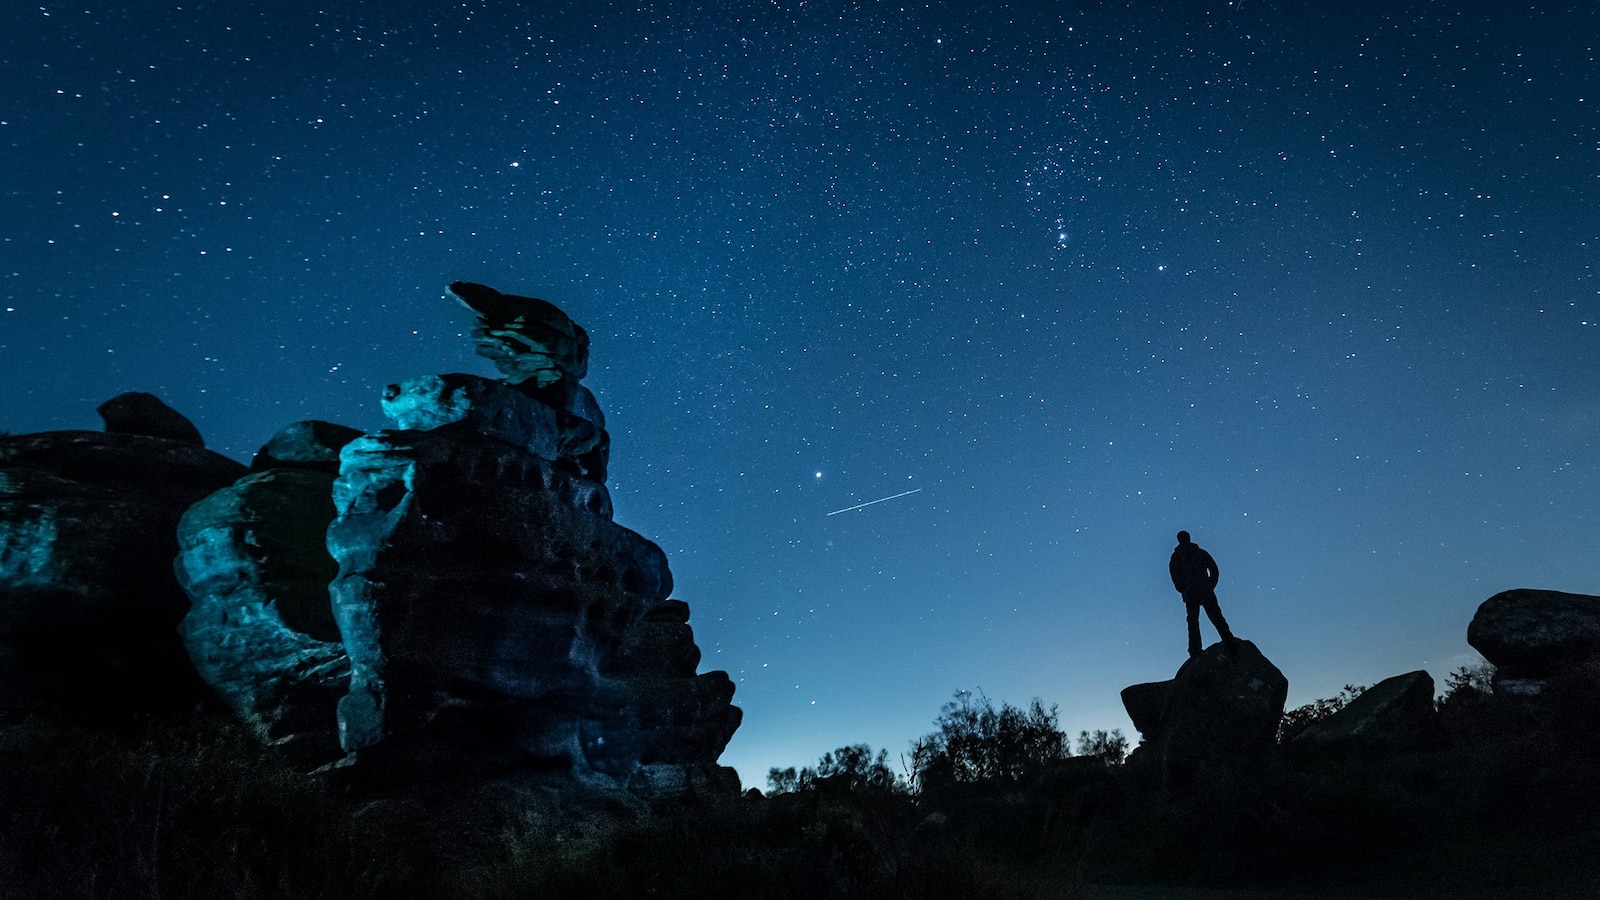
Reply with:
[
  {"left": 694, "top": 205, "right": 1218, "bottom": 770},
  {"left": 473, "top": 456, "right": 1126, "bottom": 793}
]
[
  {"left": 381, "top": 373, "right": 606, "bottom": 482},
  {"left": 449, "top": 281, "right": 589, "bottom": 388},
  {"left": 307, "top": 285, "right": 739, "bottom": 794},
  {"left": 97, "top": 391, "right": 205, "bottom": 447},
  {"left": 1468, "top": 589, "right": 1600, "bottom": 682},
  {"left": 1294, "top": 669, "right": 1436, "bottom": 752},
  {"left": 0, "top": 422, "right": 245, "bottom": 719},
  {"left": 1121, "top": 640, "right": 1287, "bottom": 777},
  {"left": 174, "top": 467, "right": 349, "bottom": 765},
  {"left": 249, "top": 420, "right": 364, "bottom": 474},
  {"left": 325, "top": 430, "right": 673, "bottom": 763}
]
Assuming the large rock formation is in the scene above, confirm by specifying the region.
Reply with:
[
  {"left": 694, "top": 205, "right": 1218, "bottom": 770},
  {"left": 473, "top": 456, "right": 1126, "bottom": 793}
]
[
  {"left": 1293, "top": 670, "right": 1436, "bottom": 753},
  {"left": 1468, "top": 589, "right": 1600, "bottom": 694},
  {"left": 1121, "top": 640, "right": 1287, "bottom": 781},
  {"left": 0, "top": 396, "right": 245, "bottom": 721},
  {"left": 172, "top": 283, "right": 739, "bottom": 796}
]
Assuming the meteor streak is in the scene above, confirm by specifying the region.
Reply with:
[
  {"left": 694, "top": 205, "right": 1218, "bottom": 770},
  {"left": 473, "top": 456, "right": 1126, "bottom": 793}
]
[{"left": 826, "top": 488, "right": 922, "bottom": 516}]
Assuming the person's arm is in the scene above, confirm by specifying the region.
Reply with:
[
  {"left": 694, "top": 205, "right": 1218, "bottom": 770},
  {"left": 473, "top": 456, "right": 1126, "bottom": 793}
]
[{"left": 1202, "top": 550, "right": 1219, "bottom": 589}]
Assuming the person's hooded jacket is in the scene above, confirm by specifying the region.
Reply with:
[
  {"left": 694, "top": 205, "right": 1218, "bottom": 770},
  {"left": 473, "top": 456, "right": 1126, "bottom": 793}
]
[{"left": 1169, "top": 542, "right": 1219, "bottom": 600}]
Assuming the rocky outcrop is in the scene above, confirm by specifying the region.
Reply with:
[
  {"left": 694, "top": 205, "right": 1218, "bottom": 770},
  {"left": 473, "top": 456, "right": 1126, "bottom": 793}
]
[
  {"left": 1121, "top": 640, "right": 1287, "bottom": 780},
  {"left": 0, "top": 414, "right": 245, "bottom": 720},
  {"left": 1294, "top": 670, "right": 1436, "bottom": 753},
  {"left": 1468, "top": 589, "right": 1600, "bottom": 694},
  {"left": 2, "top": 286, "right": 737, "bottom": 798},
  {"left": 97, "top": 391, "right": 206, "bottom": 447},
  {"left": 168, "top": 284, "right": 738, "bottom": 795}
]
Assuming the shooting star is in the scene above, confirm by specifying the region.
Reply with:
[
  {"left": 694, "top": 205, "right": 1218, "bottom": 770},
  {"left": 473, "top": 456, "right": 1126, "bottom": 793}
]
[{"left": 826, "top": 488, "right": 923, "bottom": 516}]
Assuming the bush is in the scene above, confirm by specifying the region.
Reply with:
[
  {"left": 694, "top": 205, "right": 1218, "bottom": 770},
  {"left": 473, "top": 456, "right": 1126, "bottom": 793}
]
[
  {"left": 767, "top": 743, "right": 902, "bottom": 795},
  {"left": 1074, "top": 730, "right": 1128, "bottom": 767},
  {"left": 1277, "top": 684, "right": 1366, "bottom": 745},
  {"left": 909, "top": 691, "right": 1070, "bottom": 792}
]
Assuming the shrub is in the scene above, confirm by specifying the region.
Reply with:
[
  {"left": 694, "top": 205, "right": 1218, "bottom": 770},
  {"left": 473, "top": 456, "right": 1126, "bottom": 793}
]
[
  {"left": 767, "top": 743, "right": 902, "bottom": 795},
  {"left": 908, "top": 691, "right": 1069, "bottom": 792},
  {"left": 1074, "top": 730, "right": 1127, "bottom": 767},
  {"left": 1276, "top": 684, "right": 1366, "bottom": 745}
]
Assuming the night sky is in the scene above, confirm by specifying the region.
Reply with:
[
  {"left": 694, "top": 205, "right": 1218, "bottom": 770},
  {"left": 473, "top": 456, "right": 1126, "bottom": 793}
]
[{"left": 4, "top": 1, "right": 1597, "bottom": 787}]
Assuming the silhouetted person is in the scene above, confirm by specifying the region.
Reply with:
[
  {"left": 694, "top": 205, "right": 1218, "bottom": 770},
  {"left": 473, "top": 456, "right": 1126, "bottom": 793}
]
[{"left": 1169, "top": 530, "right": 1239, "bottom": 658}]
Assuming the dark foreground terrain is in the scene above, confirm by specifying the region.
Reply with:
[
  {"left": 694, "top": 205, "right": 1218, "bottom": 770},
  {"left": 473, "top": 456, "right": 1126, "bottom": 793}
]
[{"left": 2, "top": 667, "right": 1598, "bottom": 900}]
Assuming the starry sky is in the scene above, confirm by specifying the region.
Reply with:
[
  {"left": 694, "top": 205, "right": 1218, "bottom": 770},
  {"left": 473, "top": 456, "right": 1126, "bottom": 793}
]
[{"left": 3, "top": 1, "right": 1597, "bottom": 787}]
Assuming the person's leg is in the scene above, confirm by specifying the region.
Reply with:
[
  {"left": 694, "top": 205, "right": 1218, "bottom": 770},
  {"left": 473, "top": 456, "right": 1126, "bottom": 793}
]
[
  {"left": 1202, "top": 595, "right": 1238, "bottom": 649},
  {"left": 1185, "top": 601, "right": 1202, "bottom": 657}
]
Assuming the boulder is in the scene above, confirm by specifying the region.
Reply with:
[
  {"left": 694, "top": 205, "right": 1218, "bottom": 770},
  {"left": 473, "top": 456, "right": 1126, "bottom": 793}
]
[
  {"left": 174, "top": 467, "right": 350, "bottom": 766},
  {"left": 1468, "top": 589, "right": 1600, "bottom": 681},
  {"left": 448, "top": 281, "right": 589, "bottom": 388},
  {"left": 249, "top": 420, "right": 364, "bottom": 474},
  {"left": 380, "top": 374, "right": 607, "bottom": 482},
  {"left": 96, "top": 391, "right": 205, "bottom": 447},
  {"left": 0, "top": 426, "right": 246, "bottom": 719},
  {"left": 1294, "top": 670, "right": 1436, "bottom": 752},
  {"left": 1119, "top": 679, "right": 1172, "bottom": 740},
  {"left": 1121, "top": 640, "right": 1287, "bottom": 777}
]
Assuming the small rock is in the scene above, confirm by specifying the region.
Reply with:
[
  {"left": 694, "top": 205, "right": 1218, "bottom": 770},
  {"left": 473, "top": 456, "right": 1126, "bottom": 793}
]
[
  {"left": 1119, "top": 679, "right": 1172, "bottom": 739},
  {"left": 448, "top": 281, "right": 589, "bottom": 388},
  {"left": 250, "top": 420, "right": 364, "bottom": 474},
  {"left": 97, "top": 391, "right": 205, "bottom": 447}
]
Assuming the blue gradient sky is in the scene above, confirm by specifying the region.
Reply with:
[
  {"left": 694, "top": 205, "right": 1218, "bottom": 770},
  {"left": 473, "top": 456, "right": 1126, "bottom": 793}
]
[{"left": 3, "top": 1, "right": 1596, "bottom": 786}]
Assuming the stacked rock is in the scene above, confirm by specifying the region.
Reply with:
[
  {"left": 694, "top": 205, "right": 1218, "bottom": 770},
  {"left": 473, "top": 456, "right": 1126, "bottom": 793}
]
[
  {"left": 173, "top": 282, "right": 739, "bottom": 796},
  {"left": 1468, "top": 588, "right": 1600, "bottom": 696},
  {"left": 450, "top": 280, "right": 608, "bottom": 482}
]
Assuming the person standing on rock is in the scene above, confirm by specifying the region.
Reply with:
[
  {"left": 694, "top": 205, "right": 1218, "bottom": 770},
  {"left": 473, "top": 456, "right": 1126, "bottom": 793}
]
[{"left": 1169, "top": 530, "right": 1240, "bottom": 658}]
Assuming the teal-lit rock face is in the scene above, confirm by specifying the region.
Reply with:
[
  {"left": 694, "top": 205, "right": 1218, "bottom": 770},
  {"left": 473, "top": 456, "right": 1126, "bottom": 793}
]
[
  {"left": 175, "top": 466, "right": 351, "bottom": 766},
  {"left": 0, "top": 421, "right": 246, "bottom": 720},
  {"left": 324, "top": 429, "right": 687, "bottom": 757},
  {"left": 249, "top": 420, "right": 365, "bottom": 475},
  {"left": 448, "top": 281, "right": 589, "bottom": 389},
  {"left": 0, "top": 290, "right": 740, "bottom": 798},
  {"left": 380, "top": 373, "right": 606, "bottom": 482},
  {"left": 315, "top": 285, "right": 739, "bottom": 795}
]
